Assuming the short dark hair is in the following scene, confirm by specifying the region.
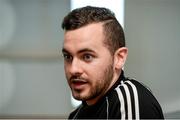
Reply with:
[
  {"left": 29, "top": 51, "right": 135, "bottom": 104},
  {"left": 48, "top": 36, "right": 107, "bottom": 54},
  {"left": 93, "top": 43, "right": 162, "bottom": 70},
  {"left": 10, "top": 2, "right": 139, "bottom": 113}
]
[{"left": 62, "top": 6, "right": 125, "bottom": 55}]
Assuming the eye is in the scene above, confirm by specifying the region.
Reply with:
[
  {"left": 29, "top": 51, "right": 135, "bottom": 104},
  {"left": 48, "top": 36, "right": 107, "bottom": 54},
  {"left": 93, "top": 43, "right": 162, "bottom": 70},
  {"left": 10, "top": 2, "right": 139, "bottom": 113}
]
[
  {"left": 83, "top": 54, "right": 94, "bottom": 62},
  {"left": 63, "top": 53, "right": 73, "bottom": 62}
]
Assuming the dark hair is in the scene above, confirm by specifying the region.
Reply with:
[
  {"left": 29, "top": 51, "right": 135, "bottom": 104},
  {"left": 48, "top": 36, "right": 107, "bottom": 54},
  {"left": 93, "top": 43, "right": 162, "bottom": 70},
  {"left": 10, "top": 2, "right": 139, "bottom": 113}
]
[{"left": 61, "top": 6, "right": 125, "bottom": 55}]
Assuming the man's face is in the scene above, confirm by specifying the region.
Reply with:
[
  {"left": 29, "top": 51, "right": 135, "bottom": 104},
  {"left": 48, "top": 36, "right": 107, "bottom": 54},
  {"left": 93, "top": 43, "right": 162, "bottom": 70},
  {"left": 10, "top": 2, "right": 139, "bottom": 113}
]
[{"left": 62, "top": 23, "right": 115, "bottom": 105}]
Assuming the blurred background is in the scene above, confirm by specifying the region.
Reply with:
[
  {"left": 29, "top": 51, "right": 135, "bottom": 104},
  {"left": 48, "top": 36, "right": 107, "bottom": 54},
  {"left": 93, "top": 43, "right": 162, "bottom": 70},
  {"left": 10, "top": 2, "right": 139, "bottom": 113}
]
[{"left": 0, "top": 0, "right": 179, "bottom": 119}]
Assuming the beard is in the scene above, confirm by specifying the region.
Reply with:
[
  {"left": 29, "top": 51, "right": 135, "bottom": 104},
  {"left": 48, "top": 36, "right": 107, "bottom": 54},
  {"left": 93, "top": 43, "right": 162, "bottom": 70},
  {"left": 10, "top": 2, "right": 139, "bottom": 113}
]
[{"left": 72, "top": 61, "right": 114, "bottom": 102}]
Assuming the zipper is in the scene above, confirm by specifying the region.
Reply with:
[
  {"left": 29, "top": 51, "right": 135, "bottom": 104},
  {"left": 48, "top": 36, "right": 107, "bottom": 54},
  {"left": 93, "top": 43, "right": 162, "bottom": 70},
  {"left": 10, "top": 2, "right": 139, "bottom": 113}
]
[{"left": 106, "top": 97, "right": 109, "bottom": 119}]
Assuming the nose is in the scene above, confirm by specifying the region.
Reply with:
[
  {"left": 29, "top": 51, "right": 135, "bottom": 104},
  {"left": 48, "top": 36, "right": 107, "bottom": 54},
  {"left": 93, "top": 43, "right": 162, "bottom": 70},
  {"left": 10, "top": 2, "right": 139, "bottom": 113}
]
[{"left": 68, "top": 58, "right": 83, "bottom": 76}]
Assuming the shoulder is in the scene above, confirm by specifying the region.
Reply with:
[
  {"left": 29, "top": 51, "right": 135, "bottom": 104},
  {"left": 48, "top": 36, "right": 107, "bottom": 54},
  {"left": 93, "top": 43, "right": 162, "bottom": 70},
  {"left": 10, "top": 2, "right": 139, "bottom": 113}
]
[
  {"left": 123, "top": 79, "right": 159, "bottom": 105},
  {"left": 111, "top": 78, "right": 164, "bottom": 119},
  {"left": 119, "top": 78, "right": 157, "bottom": 101}
]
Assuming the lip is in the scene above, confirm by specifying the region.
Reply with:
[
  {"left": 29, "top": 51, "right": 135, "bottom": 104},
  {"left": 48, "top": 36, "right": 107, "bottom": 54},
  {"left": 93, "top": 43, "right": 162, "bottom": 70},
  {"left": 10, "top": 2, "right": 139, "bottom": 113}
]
[{"left": 70, "top": 79, "right": 88, "bottom": 89}]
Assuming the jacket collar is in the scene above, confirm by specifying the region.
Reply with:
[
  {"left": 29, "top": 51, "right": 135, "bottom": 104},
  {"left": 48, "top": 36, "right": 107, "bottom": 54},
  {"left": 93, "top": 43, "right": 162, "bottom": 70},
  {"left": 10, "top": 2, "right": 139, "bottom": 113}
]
[{"left": 105, "top": 70, "right": 125, "bottom": 96}]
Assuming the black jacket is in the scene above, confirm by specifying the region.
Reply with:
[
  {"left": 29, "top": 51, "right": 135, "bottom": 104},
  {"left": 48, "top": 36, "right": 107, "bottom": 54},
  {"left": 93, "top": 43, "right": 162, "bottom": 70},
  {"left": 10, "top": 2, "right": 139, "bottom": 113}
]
[{"left": 69, "top": 71, "right": 164, "bottom": 119}]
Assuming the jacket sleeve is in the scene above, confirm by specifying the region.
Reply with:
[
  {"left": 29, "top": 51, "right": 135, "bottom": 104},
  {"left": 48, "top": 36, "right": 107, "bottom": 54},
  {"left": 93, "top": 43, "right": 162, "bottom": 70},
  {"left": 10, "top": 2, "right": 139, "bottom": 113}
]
[{"left": 108, "top": 79, "right": 164, "bottom": 119}]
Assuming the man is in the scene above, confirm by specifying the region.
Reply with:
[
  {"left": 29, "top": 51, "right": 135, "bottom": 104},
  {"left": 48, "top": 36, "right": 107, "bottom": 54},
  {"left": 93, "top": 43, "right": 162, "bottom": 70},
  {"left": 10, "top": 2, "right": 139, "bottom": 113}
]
[{"left": 61, "top": 6, "right": 164, "bottom": 119}]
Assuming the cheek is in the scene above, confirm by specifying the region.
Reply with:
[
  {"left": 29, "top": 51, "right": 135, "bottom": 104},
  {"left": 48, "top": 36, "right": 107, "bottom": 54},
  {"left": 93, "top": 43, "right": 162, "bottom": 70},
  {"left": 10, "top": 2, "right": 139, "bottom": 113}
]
[
  {"left": 87, "top": 64, "right": 106, "bottom": 80},
  {"left": 64, "top": 65, "right": 68, "bottom": 73},
  {"left": 64, "top": 62, "right": 70, "bottom": 71},
  {"left": 88, "top": 58, "right": 113, "bottom": 80},
  {"left": 64, "top": 65, "right": 70, "bottom": 78}
]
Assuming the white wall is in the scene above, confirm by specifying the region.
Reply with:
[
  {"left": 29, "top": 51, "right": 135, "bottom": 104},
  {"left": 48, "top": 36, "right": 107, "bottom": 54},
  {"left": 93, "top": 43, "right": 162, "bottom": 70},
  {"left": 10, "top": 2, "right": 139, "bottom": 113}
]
[
  {"left": 124, "top": 0, "right": 180, "bottom": 118},
  {"left": 0, "top": 0, "right": 72, "bottom": 118}
]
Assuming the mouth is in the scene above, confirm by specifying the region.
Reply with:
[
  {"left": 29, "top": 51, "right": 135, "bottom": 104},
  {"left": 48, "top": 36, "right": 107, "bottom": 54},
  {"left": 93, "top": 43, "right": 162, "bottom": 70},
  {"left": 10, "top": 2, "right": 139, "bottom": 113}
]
[{"left": 70, "top": 79, "right": 88, "bottom": 89}]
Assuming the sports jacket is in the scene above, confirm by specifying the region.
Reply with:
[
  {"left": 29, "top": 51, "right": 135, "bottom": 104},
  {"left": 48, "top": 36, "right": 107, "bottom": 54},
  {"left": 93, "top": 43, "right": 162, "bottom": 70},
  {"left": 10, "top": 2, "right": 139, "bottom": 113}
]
[{"left": 68, "top": 71, "right": 164, "bottom": 119}]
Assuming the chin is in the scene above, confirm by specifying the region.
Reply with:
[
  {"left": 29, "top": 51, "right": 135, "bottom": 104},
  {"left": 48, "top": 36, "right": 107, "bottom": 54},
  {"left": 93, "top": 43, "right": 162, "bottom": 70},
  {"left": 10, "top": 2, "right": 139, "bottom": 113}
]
[{"left": 73, "top": 92, "right": 89, "bottom": 101}]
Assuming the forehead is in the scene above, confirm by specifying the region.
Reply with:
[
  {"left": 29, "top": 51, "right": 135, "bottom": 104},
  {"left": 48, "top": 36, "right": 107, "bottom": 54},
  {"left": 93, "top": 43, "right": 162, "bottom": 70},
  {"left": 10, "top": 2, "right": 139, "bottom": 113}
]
[{"left": 63, "top": 23, "right": 107, "bottom": 54}]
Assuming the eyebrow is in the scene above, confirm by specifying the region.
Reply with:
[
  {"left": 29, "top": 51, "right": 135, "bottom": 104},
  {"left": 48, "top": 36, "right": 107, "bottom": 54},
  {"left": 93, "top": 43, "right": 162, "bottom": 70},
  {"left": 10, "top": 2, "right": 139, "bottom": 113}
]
[
  {"left": 62, "top": 48, "right": 96, "bottom": 54},
  {"left": 78, "top": 48, "right": 96, "bottom": 54},
  {"left": 62, "top": 48, "right": 69, "bottom": 54}
]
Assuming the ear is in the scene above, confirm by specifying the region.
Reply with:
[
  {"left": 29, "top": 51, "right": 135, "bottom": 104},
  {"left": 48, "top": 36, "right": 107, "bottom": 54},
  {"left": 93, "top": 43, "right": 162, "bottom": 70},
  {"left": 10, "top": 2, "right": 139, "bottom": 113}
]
[{"left": 113, "top": 47, "right": 128, "bottom": 70}]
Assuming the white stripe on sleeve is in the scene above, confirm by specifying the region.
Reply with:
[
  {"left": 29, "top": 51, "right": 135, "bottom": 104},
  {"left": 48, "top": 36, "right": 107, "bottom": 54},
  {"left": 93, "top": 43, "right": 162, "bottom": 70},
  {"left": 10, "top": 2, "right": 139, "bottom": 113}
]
[
  {"left": 123, "top": 84, "right": 132, "bottom": 119},
  {"left": 126, "top": 81, "right": 140, "bottom": 119},
  {"left": 115, "top": 86, "right": 125, "bottom": 119}
]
